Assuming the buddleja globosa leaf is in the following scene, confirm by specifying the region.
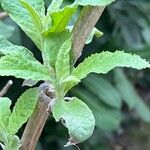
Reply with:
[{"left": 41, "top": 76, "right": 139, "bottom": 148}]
[
  {"left": 60, "top": 75, "right": 80, "bottom": 94},
  {"left": 43, "top": 30, "right": 70, "bottom": 68},
  {"left": 1, "top": 0, "right": 45, "bottom": 49},
  {"left": 0, "top": 35, "right": 36, "bottom": 59},
  {"left": 56, "top": 38, "right": 71, "bottom": 82},
  {"left": 19, "top": 0, "right": 43, "bottom": 34},
  {"left": 0, "top": 98, "right": 11, "bottom": 132},
  {"left": 86, "top": 28, "right": 103, "bottom": 44},
  {"left": 44, "top": 4, "right": 77, "bottom": 34},
  {"left": 72, "top": 51, "right": 150, "bottom": 81},
  {"left": 0, "top": 98, "right": 11, "bottom": 144},
  {"left": 7, "top": 88, "right": 39, "bottom": 135},
  {"left": 52, "top": 97, "right": 95, "bottom": 146},
  {"left": 76, "top": 0, "right": 115, "bottom": 6},
  {"left": 0, "top": 35, "right": 50, "bottom": 81}
]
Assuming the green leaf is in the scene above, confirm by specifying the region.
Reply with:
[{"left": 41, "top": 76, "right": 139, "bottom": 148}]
[
  {"left": 0, "top": 132, "right": 6, "bottom": 144},
  {"left": 7, "top": 88, "right": 39, "bottom": 135},
  {"left": 72, "top": 51, "right": 150, "bottom": 81},
  {"left": 114, "top": 69, "right": 150, "bottom": 122},
  {"left": 56, "top": 38, "right": 71, "bottom": 81},
  {"left": 60, "top": 75, "right": 80, "bottom": 93},
  {"left": 71, "top": 87, "right": 122, "bottom": 131},
  {"left": 43, "top": 30, "right": 70, "bottom": 68},
  {"left": 9, "top": 136, "right": 21, "bottom": 150},
  {"left": 76, "top": 0, "right": 115, "bottom": 6},
  {"left": 0, "top": 98, "right": 11, "bottom": 132},
  {"left": 22, "top": 79, "right": 38, "bottom": 87},
  {"left": 0, "top": 35, "right": 36, "bottom": 60},
  {"left": 0, "top": 55, "right": 50, "bottom": 81},
  {"left": 83, "top": 74, "right": 122, "bottom": 109},
  {"left": 44, "top": 5, "right": 77, "bottom": 34},
  {"left": 3, "top": 135, "right": 21, "bottom": 150},
  {"left": 52, "top": 97, "right": 95, "bottom": 146},
  {"left": 47, "top": 0, "right": 64, "bottom": 12},
  {"left": 1, "top": 0, "right": 45, "bottom": 49},
  {"left": 0, "top": 35, "right": 50, "bottom": 81},
  {"left": 19, "top": 0, "right": 43, "bottom": 33},
  {"left": 0, "top": 98, "right": 11, "bottom": 144},
  {"left": 86, "top": 28, "right": 103, "bottom": 44}
]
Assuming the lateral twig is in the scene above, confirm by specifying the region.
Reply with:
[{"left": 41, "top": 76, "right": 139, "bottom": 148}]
[
  {"left": 0, "top": 12, "right": 8, "bottom": 20},
  {"left": 0, "top": 80, "right": 13, "bottom": 97},
  {"left": 20, "top": 83, "right": 55, "bottom": 150},
  {"left": 20, "top": 95, "right": 50, "bottom": 150}
]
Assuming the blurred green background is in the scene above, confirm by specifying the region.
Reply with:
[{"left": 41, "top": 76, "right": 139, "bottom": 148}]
[{"left": 0, "top": 0, "right": 150, "bottom": 149}]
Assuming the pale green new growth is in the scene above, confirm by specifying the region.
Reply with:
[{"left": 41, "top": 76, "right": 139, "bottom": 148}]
[
  {"left": 86, "top": 28, "right": 103, "bottom": 44},
  {"left": 60, "top": 75, "right": 80, "bottom": 94},
  {"left": 19, "top": 0, "right": 43, "bottom": 34},
  {"left": 44, "top": 5, "right": 77, "bottom": 34},
  {"left": 72, "top": 51, "right": 150, "bottom": 80},
  {"left": 22, "top": 0, "right": 45, "bottom": 17},
  {"left": 56, "top": 38, "right": 71, "bottom": 82},
  {"left": 52, "top": 97, "right": 95, "bottom": 146},
  {"left": 7, "top": 136, "right": 21, "bottom": 150},
  {"left": 76, "top": 0, "right": 115, "bottom": 6},
  {"left": 7, "top": 88, "right": 39, "bottom": 135}
]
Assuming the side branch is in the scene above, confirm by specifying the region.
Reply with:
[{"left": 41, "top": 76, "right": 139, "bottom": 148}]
[
  {"left": 72, "top": 6, "right": 105, "bottom": 61},
  {"left": 20, "top": 83, "right": 55, "bottom": 150},
  {"left": 0, "top": 12, "right": 8, "bottom": 20},
  {"left": 20, "top": 96, "right": 50, "bottom": 150},
  {"left": 0, "top": 80, "right": 13, "bottom": 97}
]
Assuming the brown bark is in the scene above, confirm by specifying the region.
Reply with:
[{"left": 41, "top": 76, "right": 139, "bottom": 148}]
[{"left": 72, "top": 6, "right": 105, "bottom": 61}]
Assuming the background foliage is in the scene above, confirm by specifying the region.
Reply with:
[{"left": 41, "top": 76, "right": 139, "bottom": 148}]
[{"left": 0, "top": 0, "right": 150, "bottom": 149}]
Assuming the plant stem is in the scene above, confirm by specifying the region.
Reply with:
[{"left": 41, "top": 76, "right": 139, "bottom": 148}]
[
  {"left": 20, "top": 6, "right": 105, "bottom": 150},
  {"left": 20, "top": 83, "right": 55, "bottom": 150},
  {"left": 20, "top": 97, "right": 49, "bottom": 150},
  {"left": 72, "top": 6, "right": 105, "bottom": 61},
  {"left": 0, "top": 80, "right": 13, "bottom": 97}
]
